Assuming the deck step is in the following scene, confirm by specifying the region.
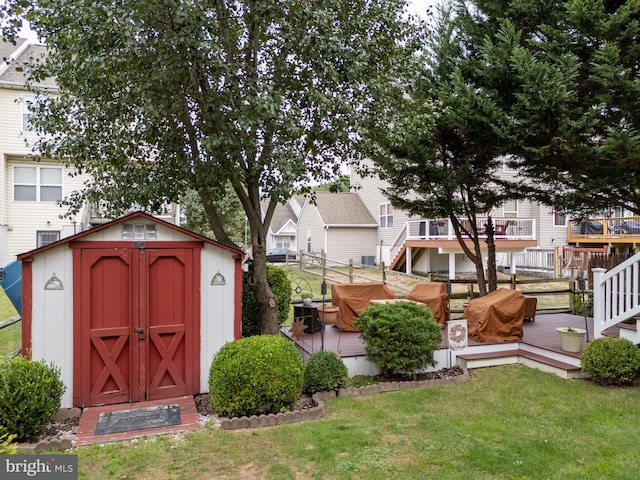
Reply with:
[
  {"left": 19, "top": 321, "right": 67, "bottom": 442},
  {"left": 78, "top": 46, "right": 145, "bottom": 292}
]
[{"left": 456, "top": 349, "right": 584, "bottom": 380}]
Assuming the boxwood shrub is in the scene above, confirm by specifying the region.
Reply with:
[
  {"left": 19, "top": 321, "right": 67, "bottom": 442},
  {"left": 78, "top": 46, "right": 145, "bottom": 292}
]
[
  {"left": 0, "top": 356, "right": 66, "bottom": 442},
  {"left": 242, "top": 265, "right": 292, "bottom": 337},
  {"left": 303, "top": 350, "right": 348, "bottom": 394},
  {"left": 208, "top": 335, "right": 303, "bottom": 417},
  {"left": 581, "top": 336, "right": 640, "bottom": 385},
  {"left": 356, "top": 302, "right": 442, "bottom": 377}
]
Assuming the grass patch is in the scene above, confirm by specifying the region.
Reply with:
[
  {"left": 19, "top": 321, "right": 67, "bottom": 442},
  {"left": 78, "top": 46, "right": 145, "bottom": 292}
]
[
  {"left": 0, "top": 289, "right": 20, "bottom": 358},
  {"left": 73, "top": 365, "right": 640, "bottom": 479}
]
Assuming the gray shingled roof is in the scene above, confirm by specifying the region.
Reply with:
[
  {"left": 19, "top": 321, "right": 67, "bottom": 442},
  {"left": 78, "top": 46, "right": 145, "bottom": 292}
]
[
  {"left": 0, "top": 41, "right": 54, "bottom": 89},
  {"left": 312, "top": 192, "right": 377, "bottom": 226}
]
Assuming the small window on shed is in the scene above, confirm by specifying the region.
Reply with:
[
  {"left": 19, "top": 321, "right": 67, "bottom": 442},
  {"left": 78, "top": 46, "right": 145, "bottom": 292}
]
[{"left": 122, "top": 224, "right": 157, "bottom": 240}]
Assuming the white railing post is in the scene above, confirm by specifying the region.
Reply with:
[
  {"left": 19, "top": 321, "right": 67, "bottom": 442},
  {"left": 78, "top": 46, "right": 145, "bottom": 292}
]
[{"left": 593, "top": 267, "right": 607, "bottom": 338}]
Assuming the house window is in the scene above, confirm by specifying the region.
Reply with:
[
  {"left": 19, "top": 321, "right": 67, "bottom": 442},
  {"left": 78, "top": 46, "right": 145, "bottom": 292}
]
[
  {"left": 37, "top": 230, "right": 60, "bottom": 247},
  {"left": 502, "top": 200, "right": 518, "bottom": 218},
  {"left": 13, "top": 166, "right": 63, "bottom": 202},
  {"left": 553, "top": 209, "right": 566, "bottom": 227},
  {"left": 502, "top": 155, "right": 518, "bottom": 173},
  {"left": 276, "top": 238, "right": 292, "bottom": 249},
  {"left": 22, "top": 94, "right": 36, "bottom": 131},
  {"left": 379, "top": 203, "right": 394, "bottom": 228}
]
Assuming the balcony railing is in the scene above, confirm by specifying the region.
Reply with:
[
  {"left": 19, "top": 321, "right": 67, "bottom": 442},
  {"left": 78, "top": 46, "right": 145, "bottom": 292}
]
[
  {"left": 567, "top": 216, "right": 640, "bottom": 244},
  {"left": 390, "top": 218, "right": 536, "bottom": 262}
]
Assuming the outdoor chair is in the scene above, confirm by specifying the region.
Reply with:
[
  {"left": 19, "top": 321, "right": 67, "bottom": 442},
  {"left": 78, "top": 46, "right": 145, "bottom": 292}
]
[{"left": 406, "top": 282, "right": 449, "bottom": 324}]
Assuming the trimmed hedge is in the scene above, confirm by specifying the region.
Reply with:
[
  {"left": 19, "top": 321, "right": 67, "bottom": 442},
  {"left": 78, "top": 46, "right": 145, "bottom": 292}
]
[
  {"left": 303, "top": 350, "right": 348, "bottom": 394},
  {"left": 0, "top": 356, "right": 66, "bottom": 442},
  {"left": 242, "top": 265, "right": 292, "bottom": 337},
  {"left": 581, "top": 336, "right": 640, "bottom": 385},
  {"left": 356, "top": 301, "right": 442, "bottom": 377},
  {"left": 208, "top": 335, "right": 303, "bottom": 417}
]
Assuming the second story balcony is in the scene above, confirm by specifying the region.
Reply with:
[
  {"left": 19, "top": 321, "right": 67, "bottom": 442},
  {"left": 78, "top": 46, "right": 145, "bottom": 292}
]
[
  {"left": 568, "top": 217, "right": 640, "bottom": 245},
  {"left": 390, "top": 218, "right": 537, "bottom": 267}
]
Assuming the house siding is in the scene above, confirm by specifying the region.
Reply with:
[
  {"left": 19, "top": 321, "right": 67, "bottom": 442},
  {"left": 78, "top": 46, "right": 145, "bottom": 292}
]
[
  {"left": 296, "top": 202, "right": 326, "bottom": 255},
  {"left": 325, "top": 227, "right": 378, "bottom": 265}
]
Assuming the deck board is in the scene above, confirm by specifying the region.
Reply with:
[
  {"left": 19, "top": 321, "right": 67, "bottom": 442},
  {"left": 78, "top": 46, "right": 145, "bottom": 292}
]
[{"left": 282, "top": 312, "right": 603, "bottom": 359}]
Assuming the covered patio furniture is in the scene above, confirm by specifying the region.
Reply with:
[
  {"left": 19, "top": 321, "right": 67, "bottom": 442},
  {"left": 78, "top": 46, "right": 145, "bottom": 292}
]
[
  {"left": 331, "top": 283, "right": 396, "bottom": 332},
  {"left": 406, "top": 282, "right": 449, "bottom": 325},
  {"left": 464, "top": 288, "right": 525, "bottom": 342}
]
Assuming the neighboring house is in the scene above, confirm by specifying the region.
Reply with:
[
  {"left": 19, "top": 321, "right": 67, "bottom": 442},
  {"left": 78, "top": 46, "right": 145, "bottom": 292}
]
[
  {"left": 262, "top": 195, "right": 304, "bottom": 251},
  {"left": 0, "top": 39, "right": 179, "bottom": 266},
  {"left": 296, "top": 191, "right": 378, "bottom": 265},
  {"left": 350, "top": 160, "right": 546, "bottom": 277},
  {"left": 0, "top": 39, "right": 87, "bottom": 265},
  {"left": 351, "top": 159, "right": 640, "bottom": 278}
]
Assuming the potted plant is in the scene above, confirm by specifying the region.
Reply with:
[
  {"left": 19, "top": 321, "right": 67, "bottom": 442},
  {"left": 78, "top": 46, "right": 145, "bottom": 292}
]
[
  {"left": 301, "top": 291, "right": 313, "bottom": 306},
  {"left": 317, "top": 305, "right": 339, "bottom": 325},
  {"left": 556, "top": 326, "right": 587, "bottom": 352}
]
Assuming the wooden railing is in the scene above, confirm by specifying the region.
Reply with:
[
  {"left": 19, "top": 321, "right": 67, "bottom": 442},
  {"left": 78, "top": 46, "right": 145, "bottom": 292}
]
[{"left": 567, "top": 216, "right": 640, "bottom": 244}]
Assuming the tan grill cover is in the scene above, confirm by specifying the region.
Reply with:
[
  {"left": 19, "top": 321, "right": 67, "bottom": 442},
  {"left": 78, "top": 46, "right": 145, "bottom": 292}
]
[
  {"left": 331, "top": 283, "right": 397, "bottom": 332},
  {"left": 406, "top": 282, "right": 449, "bottom": 325},
  {"left": 465, "top": 288, "right": 524, "bottom": 342}
]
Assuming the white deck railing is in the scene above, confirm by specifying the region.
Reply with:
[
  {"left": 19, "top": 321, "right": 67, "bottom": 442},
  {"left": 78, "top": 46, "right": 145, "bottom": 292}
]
[
  {"left": 593, "top": 253, "right": 640, "bottom": 338},
  {"left": 389, "top": 218, "right": 536, "bottom": 264}
]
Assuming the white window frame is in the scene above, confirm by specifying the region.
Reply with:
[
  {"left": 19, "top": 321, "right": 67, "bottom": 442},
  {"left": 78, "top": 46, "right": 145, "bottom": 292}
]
[
  {"left": 553, "top": 208, "right": 567, "bottom": 227},
  {"left": 22, "top": 94, "right": 36, "bottom": 131},
  {"left": 36, "top": 230, "right": 60, "bottom": 248},
  {"left": 379, "top": 203, "right": 394, "bottom": 229},
  {"left": 13, "top": 165, "right": 63, "bottom": 202},
  {"left": 502, "top": 155, "right": 518, "bottom": 174},
  {"left": 501, "top": 200, "right": 518, "bottom": 218}
]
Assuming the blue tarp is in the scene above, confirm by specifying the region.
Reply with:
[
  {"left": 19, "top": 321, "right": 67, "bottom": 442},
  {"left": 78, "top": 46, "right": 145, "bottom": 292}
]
[{"left": 0, "top": 261, "right": 21, "bottom": 316}]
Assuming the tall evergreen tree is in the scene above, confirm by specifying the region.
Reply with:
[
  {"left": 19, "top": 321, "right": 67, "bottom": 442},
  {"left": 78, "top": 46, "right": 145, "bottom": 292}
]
[
  {"left": 366, "top": 5, "right": 514, "bottom": 294},
  {"left": 457, "top": 0, "right": 640, "bottom": 217}
]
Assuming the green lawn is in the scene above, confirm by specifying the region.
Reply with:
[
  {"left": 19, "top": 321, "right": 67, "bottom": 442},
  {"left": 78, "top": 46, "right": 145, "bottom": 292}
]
[
  {"left": 73, "top": 365, "right": 640, "bottom": 479},
  {"left": 0, "top": 289, "right": 19, "bottom": 358}
]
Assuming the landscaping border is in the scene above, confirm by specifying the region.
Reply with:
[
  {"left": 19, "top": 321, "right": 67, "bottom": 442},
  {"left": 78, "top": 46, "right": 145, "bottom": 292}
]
[{"left": 219, "top": 367, "right": 470, "bottom": 430}]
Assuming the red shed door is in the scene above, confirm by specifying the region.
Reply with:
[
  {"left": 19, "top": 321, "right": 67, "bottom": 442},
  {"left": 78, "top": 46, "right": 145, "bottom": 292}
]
[{"left": 77, "top": 245, "right": 199, "bottom": 407}]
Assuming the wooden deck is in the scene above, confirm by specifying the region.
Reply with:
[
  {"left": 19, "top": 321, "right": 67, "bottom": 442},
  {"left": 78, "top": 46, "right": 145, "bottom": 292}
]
[{"left": 282, "top": 312, "right": 596, "bottom": 359}]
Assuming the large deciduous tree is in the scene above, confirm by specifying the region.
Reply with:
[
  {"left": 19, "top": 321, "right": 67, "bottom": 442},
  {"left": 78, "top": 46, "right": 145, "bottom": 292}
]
[{"left": 1, "top": 0, "right": 417, "bottom": 333}]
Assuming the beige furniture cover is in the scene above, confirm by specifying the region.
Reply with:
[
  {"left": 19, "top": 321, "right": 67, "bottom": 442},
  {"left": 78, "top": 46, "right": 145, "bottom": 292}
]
[
  {"left": 406, "top": 282, "right": 449, "bottom": 325},
  {"left": 465, "top": 288, "right": 525, "bottom": 342},
  {"left": 331, "top": 283, "right": 397, "bottom": 332}
]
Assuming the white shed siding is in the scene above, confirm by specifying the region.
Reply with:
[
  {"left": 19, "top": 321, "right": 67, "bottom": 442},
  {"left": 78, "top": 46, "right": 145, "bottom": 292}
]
[
  {"left": 29, "top": 245, "right": 74, "bottom": 408},
  {"left": 325, "top": 227, "right": 377, "bottom": 265},
  {"left": 198, "top": 243, "right": 237, "bottom": 392},
  {"left": 26, "top": 216, "right": 240, "bottom": 407}
]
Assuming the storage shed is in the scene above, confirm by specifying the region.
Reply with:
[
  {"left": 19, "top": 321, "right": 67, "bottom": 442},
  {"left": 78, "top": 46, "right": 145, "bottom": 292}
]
[{"left": 18, "top": 212, "right": 243, "bottom": 409}]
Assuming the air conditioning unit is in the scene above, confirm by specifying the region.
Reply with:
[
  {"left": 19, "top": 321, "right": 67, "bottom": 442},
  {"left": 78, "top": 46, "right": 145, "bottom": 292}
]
[{"left": 361, "top": 256, "right": 376, "bottom": 266}]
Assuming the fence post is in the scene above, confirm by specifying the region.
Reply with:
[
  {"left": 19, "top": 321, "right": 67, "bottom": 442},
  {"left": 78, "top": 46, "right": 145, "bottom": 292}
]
[
  {"left": 381, "top": 262, "right": 387, "bottom": 284},
  {"left": 349, "top": 259, "right": 353, "bottom": 283},
  {"left": 592, "top": 267, "right": 606, "bottom": 339}
]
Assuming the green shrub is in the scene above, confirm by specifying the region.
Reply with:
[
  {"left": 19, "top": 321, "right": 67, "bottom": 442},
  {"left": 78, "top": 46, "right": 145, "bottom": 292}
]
[
  {"left": 0, "top": 356, "right": 66, "bottom": 442},
  {"left": 356, "top": 302, "right": 442, "bottom": 377},
  {"left": 303, "top": 350, "right": 348, "bottom": 394},
  {"left": 242, "top": 265, "right": 292, "bottom": 336},
  {"left": 208, "top": 335, "right": 303, "bottom": 417},
  {"left": 581, "top": 336, "right": 640, "bottom": 386}
]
